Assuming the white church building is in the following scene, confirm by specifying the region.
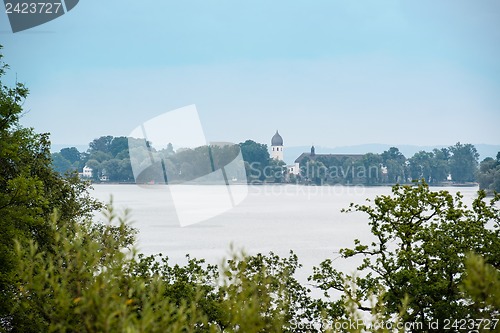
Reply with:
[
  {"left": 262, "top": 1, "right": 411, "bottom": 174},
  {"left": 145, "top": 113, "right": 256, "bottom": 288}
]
[
  {"left": 270, "top": 130, "right": 284, "bottom": 161},
  {"left": 270, "top": 130, "right": 301, "bottom": 175},
  {"left": 270, "top": 130, "right": 366, "bottom": 177}
]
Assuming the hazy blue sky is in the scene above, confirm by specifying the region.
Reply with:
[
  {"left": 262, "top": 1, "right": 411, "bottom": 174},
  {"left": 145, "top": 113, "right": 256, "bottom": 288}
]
[{"left": 2, "top": 0, "right": 499, "bottom": 149}]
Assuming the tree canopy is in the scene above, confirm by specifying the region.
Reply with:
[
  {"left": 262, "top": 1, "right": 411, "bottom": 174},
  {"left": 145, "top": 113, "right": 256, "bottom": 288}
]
[
  {"left": 478, "top": 152, "right": 500, "bottom": 193},
  {"left": 0, "top": 45, "right": 100, "bottom": 329},
  {"left": 52, "top": 133, "right": 488, "bottom": 186},
  {"left": 311, "top": 181, "right": 500, "bottom": 329}
]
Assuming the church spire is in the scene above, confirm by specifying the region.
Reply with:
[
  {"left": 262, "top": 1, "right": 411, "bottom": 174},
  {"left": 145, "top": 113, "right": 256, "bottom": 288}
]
[
  {"left": 271, "top": 130, "right": 283, "bottom": 146},
  {"left": 270, "top": 130, "right": 284, "bottom": 161}
]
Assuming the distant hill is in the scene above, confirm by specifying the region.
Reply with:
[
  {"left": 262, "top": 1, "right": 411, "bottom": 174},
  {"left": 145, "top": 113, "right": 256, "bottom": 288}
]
[{"left": 282, "top": 144, "right": 500, "bottom": 165}]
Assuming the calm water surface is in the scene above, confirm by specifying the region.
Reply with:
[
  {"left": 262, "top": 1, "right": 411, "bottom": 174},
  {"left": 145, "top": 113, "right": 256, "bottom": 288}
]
[{"left": 90, "top": 184, "right": 480, "bottom": 279}]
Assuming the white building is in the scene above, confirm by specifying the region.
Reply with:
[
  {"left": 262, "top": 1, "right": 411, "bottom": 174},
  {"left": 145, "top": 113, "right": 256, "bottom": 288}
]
[
  {"left": 82, "top": 166, "right": 93, "bottom": 178},
  {"left": 270, "top": 130, "right": 284, "bottom": 161},
  {"left": 287, "top": 164, "right": 300, "bottom": 175},
  {"left": 269, "top": 130, "right": 302, "bottom": 176}
]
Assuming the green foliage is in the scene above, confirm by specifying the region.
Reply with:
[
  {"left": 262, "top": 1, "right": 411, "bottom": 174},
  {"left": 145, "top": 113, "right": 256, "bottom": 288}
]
[
  {"left": 408, "top": 149, "right": 453, "bottom": 184},
  {"left": 381, "top": 147, "right": 406, "bottom": 183},
  {"left": 311, "top": 181, "right": 500, "bottom": 328},
  {"left": 128, "top": 139, "right": 272, "bottom": 184},
  {"left": 60, "top": 147, "right": 81, "bottom": 164},
  {"left": 429, "top": 148, "right": 450, "bottom": 183},
  {"left": 221, "top": 251, "right": 318, "bottom": 332},
  {"left": 461, "top": 253, "right": 500, "bottom": 322},
  {"left": 240, "top": 140, "right": 270, "bottom": 182},
  {"left": 101, "top": 158, "right": 134, "bottom": 182},
  {"left": 12, "top": 208, "right": 213, "bottom": 333},
  {"left": 51, "top": 136, "right": 136, "bottom": 181},
  {"left": 130, "top": 248, "right": 321, "bottom": 332},
  {"left": 478, "top": 153, "right": 500, "bottom": 193},
  {"left": 0, "top": 45, "right": 101, "bottom": 330},
  {"left": 0, "top": 45, "right": 103, "bottom": 330},
  {"left": 294, "top": 143, "right": 484, "bottom": 186},
  {"left": 449, "top": 142, "right": 479, "bottom": 183},
  {"left": 301, "top": 158, "right": 327, "bottom": 185},
  {"left": 267, "top": 158, "right": 286, "bottom": 183},
  {"left": 362, "top": 153, "right": 382, "bottom": 185},
  {"left": 51, "top": 151, "right": 76, "bottom": 174},
  {"left": 408, "top": 151, "right": 433, "bottom": 182},
  {"left": 10, "top": 202, "right": 322, "bottom": 332},
  {"left": 56, "top": 134, "right": 489, "bottom": 186},
  {"left": 57, "top": 137, "right": 273, "bottom": 183},
  {"left": 88, "top": 135, "right": 114, "bottom": 155}
]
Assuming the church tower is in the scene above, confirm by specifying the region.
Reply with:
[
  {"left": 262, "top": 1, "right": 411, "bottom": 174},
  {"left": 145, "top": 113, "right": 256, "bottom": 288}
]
[{"left": 270, "top": 130, "right": 284, "bottom": 161}]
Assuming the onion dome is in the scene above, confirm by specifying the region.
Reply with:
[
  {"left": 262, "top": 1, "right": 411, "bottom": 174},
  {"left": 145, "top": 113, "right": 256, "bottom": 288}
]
[{"left": 271, "top": 130, "right": 283, "bottom": 146}]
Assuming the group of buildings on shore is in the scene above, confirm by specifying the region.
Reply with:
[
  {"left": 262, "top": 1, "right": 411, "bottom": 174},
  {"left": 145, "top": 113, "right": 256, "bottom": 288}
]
[
  {"left": 270, "top": 130, "right": 364, "bottom": 176},
  {"left": 79, "top": 130, "right": 370, "bottom": 181}
]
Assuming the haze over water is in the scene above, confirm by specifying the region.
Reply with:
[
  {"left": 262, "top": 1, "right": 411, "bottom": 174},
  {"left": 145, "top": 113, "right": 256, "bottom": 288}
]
[{"left": 90, "top": 184, "right": 480, "bottom": 280}]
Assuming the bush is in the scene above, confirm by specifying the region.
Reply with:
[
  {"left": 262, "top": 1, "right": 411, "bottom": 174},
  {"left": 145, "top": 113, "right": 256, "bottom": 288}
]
[{"left": 310, "top": 181, "right": 500, "bottom": 329}]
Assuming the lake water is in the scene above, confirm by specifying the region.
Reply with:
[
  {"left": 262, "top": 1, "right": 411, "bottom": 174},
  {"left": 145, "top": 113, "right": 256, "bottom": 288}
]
[{"left": 89, "top": 184, "right": 480, "bottom": 281}]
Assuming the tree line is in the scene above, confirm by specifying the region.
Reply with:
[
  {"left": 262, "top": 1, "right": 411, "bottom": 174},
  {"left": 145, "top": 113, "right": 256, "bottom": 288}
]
[
  {"left": 299, "top": 143, "right": 483, "bottom": 186},
  {"left": 478, "top": 152, "right": 500, "bottom": 193},
  {"left": 52, "top": 136, "right": 496, "bottom": 188},
  {"left": 51, "top": 137, "right": 281, "bottom": 184},
  {"left": 2, "top": 45, "right": 500, "bottom": 332}
]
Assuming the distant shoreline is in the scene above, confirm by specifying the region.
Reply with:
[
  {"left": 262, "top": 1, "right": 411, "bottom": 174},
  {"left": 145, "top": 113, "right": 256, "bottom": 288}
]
[{"left": 89, "top": 182, "right": 479, "bottom": 188}]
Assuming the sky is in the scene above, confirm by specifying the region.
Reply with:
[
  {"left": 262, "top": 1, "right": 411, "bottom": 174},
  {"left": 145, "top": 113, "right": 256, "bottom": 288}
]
[{"left": 1, "top": 0, "right": 500, "bottom": 149}]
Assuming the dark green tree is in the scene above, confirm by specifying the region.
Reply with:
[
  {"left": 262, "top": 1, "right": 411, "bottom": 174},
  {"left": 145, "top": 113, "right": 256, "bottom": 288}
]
[
  {"left": 310, "top": 181, "right": 500, "bottom": 329},
  {"left": 88, "top": 135, "right": 114, "bottom": 154},
  {"left": 239, "top": 140, "right": 270, "bottom": 182},
  {"left": 268, "top": 158, "right": 286, "bottom": 183},
  {"left": 118, "top": 158, "right": 134, "bottom": 182},
  {"left": 429, "top": 148, "right": 450, "bottom": 183},
  {"left": 208, "top": 144, "right": 240, "bottom": 171},
  {"left": 340, "top": 157, "right": 358, "bottom": 184},
  {"left": 0, "top": 46, "right": 100, "bottom": 330},
  {"left": 298, "top": 156, "right": 323, "bottom": 185},
  {"left": 408, "top": 151, "right": 433, "bottom": 182},
  {"left": 461, "top": 253, "right": 500, "bottom": 323},
  {"left": 449, "top": 142, "right": 479, "bottom": 182},
  {"left": 59, "top": 147, "right": 81, "bottom": 164},
  {"left": 51, "top": 152, "right": 74, "bottom": 175},
  {"left": 87, "top": 150, "right": 112, "bottom": 163},
  {"left": 381, "top": 147, "right": 406, "bottom": 183},
  {"left": 108, "top": 136, "right": 129, "bottom": 158},
  {"left": 100, "top": 158, "right": 134, "bottom": 182},
  {"left": 78, "top": 136, "right": 140, "bottom": 182},
  {"left": 478, "top": 153, "right": 500, "bottom": 193},
  {"left": 362, "top": 153, "right": 382, "bottom": 185},
  {"left": 101, "top": 158, "right": 122, "bottom": 181}
]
